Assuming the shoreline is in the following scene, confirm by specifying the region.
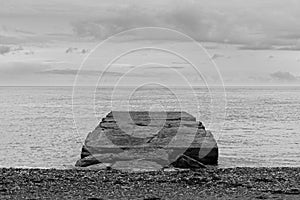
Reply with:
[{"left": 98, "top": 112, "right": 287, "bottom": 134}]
[{"left": 1, "top": 167, "right": 299, "bottom": 200}]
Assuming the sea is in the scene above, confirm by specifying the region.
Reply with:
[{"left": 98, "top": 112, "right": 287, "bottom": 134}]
[{"left": 0, "top": 86, "right": 299, "bottom": 169}]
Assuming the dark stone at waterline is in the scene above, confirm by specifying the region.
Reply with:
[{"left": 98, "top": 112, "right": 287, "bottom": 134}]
[
  {"left": 75, "top": 111, "right": 218, "bottom": 170},
  {"left": 171, "top": 154, "right": 207, "bottom": 169}
]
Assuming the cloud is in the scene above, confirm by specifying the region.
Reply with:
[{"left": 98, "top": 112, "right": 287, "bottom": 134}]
[
  {"left": 65, "top": 47, "right": 89, "bottom": 54},
  {"left": 1, "top": 0, "right": 300, "bottom": 46},
  {"left": 203, "top": 45, "right": 219, "bottom": 49},
  {"left": 248, "top": 75, "right": 271, "bottom": 83},
  {"left": 0, "top": 45, "right": 10, "bottom": 55},
  {"left": 211, "top": 54, "right": 224, "bottom": 60},
  {"left": 140, "top": 66, "right": 185, "bottom": 70},
  {"left": 276, "top": 33, "right": 300, "bottom": 41},
  {"left": 0, "top": 62, "right": 124, "bottom": 77},
  {"left": 276, "top": 46, "right": 300, "bottom": 51},
  {"left": 239, "top": 41, "right": 300, "bottom": 51},
  {"left": 68, "top": 0, "right": 300, "bottom": 46},
  {"left": 270, "top": 71, "right": 299, "bottom": 82},
  {"left": 0, "top": 61, "right": 132, "bottom": 85},
  {"left": 71, "top": 2, "right": 246, "bottom": 43},
  {"left": 0, "top": 62, "right": 46, "bottom": 74},
  {"left": 39, "top": 69, "right": 124, "bottom": 76},
  {"left": 239, "top": 44, "right": 274, "bottom": 50}
]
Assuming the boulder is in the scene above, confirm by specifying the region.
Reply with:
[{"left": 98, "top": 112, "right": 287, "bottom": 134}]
[{"left": 75, "top": 111, "right": 218, "bottom": 170}]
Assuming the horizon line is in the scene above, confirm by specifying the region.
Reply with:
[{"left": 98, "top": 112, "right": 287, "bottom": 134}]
[{"left": 1, "top": 84, "right": 300, "bottom": 87}]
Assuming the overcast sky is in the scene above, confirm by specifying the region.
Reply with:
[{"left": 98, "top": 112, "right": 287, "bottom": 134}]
[{"left": 0, "top": 0, "right": 300, "bottom": 86}]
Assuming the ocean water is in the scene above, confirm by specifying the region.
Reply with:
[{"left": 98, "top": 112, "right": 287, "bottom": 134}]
[{"left": 0, "top": 86, "right": 299, "bottom": 169}]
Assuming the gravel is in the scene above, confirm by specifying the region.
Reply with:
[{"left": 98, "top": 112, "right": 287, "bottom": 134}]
[{"left": 0, "top": 167, "right": 299, "bottom": 199}]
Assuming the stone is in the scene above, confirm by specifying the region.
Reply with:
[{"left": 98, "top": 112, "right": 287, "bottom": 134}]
[
  {"left": 75, "top": 155, "right": 101, "bottom": 167},
  {"left": 171, "top": 154, "right": 207, "bottom": 169},
  {"left": 75, "top": 111, "right": 218, "bottom": 170}
]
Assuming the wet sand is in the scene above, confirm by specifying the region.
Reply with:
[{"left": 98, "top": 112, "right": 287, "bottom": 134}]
[{"left": 0, "top": 167, "right": 299, "bottom": 200}]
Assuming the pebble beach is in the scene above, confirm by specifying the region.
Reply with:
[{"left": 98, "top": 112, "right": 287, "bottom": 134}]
[{"left": 1, "top": 167, "right": 299, "bottom": 200}]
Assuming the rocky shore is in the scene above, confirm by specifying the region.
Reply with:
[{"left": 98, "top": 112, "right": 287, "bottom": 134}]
[
  {"left": 76, "top": 111, "right": 218, "bottom": 170},
  {"left": 1, "top": 167, "right": 299, "bottom": 200}
]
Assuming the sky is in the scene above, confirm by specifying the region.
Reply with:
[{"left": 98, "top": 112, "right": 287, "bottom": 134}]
[{"left": 0, "top": 0, "right": 300, "bottom": 86}]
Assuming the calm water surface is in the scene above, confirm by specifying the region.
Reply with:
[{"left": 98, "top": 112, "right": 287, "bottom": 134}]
[{"left": 0, "top": 86, "right": 299, "bottom": 168}]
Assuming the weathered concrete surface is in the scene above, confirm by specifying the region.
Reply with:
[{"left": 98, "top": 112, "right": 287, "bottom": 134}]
[{"left": 75, "top": 111, "right": 218, "bottom": 170}]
